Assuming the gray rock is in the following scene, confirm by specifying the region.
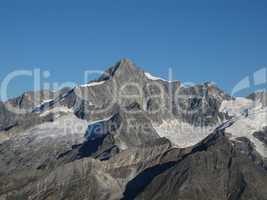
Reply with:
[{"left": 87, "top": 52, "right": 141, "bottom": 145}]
[{"left": 0, "top": 59, "right": 266, "bottom": 200}]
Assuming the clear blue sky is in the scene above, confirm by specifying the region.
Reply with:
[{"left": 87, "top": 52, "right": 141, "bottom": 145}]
[{"left": 1, "top": 0, "right": 267, "bottom": 99}]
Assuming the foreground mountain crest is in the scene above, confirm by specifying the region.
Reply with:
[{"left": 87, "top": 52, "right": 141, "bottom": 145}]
[{"left": 0, "top": 59, "right": 266, "bottom": 200}]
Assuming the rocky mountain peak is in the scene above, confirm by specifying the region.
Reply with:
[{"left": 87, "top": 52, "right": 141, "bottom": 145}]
[
  {"left": 1, "top": 59, "right": 267, "bottom": 200},
  {"left": 98, "top": 58, "right": 143, "bottom": 82}
]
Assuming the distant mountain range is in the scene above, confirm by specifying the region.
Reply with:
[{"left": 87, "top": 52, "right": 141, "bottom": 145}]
[{"left": 0, "top": 59, "right": 266, "bottom": 200}]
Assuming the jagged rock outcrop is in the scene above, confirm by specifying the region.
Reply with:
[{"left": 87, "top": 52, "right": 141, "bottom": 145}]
[
  {"left": 0, "top": 59, "right": 266, "bottom": 200},
  {"left": 253, "top": 127, "right": 267, "bottom": 145}
]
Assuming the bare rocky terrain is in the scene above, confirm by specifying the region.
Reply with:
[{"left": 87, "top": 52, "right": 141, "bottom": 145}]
[{"left": 0, "top": 59, "right": 266, "bottom": 200}]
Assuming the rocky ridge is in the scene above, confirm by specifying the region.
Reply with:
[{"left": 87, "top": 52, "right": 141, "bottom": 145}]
[{"left": 0, "top": 59, "right": 266, "bottom": 200}]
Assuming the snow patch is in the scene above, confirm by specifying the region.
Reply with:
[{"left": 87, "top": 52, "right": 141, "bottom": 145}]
[
  {"left": 220, "top": 97, "right": 253, "bottom": 116},
  {"left": 87, "top": 115, "right": 114, "bottom": 126},
  {"left": 33, "top": 99, "right": 54, "bottom": 113},
  {"left": 10, "top": 114, "right": 88, "bottom": 142},
  {"left": 144, "top": 72, "right": 176, "bottom": 83},
  {"left": 80, "top": 81, "right": 105, "bottom": 88},
  {"left": 153, "top": 119, "right": 215, "bottom": 148},
  {"left": 42, "top": 99, "right": 53, "bottom": 104},
  {"left": 145, "top": 72, "right": 163, "bottom": 81},
  {"left": 40, "top": 106, "right": 73, "bottom": 117},
  {"left": 220, "top": 98, "right": 267, "bottom": 157},
  {"left": 225, "top": 106, "right": 267, "bottom": 157}
]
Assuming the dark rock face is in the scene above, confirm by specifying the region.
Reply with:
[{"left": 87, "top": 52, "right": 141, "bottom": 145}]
[
  {"left": 0, "top": 59, "right": 266, "bottom": 200},
  {"left": 61, "top": 59, "right": 231, "bottom": 127},
  {"left": 0, "top": 59, "right": 230, "bottom": 133},
  {"left": 173, "top": 83, "right": 231, "bottom": 126},
  {"left": 0, "top": 88, "right": 73, "bottom": 132},
  {"left": 0, "top": 101, "right": 56, "bottom": 134},
  {"left": 7, "top": 90, "right": 55, "bottom": 110},
  {"left": 123, "top": 133, "right": 267, "bottom": 200},
  {"left": 2, "top": 130, "right": 266, "bottom": 200},
  {"left": 56, "top": 107, "right": 160, "bottom": 164},
  {"left": 0, "top": 101, "right": 17, "bottom": 131},
  {"left": 253, "top": 127, "right": 267, "bottom": 145},
  {"left": 3, "top": 158, "right": 123, "bottom": 200}
]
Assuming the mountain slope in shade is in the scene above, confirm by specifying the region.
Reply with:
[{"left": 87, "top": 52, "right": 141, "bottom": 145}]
[{"left": 123, "top": 132, "right": 267, "bottom": 200}]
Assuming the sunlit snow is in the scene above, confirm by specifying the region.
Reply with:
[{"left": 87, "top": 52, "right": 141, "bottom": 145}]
[
  {"left": 153, "top": 119, "right": 215, "bottom": 148},
  {"left": 80, "top": 81, "right": 106, "bottom": 88},
  {"left": 220, "top": 98, "right": 267, "bottom": 157}
]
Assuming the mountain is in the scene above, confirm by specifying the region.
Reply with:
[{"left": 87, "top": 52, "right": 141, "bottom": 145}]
[
  {"left": 0, "top": 59, "right": 266, "bottom": 200},
  {"left": 247, "top": 91, "right": 267, "bottom": 107}
]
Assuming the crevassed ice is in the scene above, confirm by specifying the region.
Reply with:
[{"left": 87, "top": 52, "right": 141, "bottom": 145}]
[
  {"left": 220, "top": 98, "right": 267, "bottom": 157},
  {"left": 225, "top": 107, "right": 267, "bottom": 157},
  {"left": 219, "top": 97, "right": 253, "bottom": 116},
  {"left": 152, "top": 119, "right": 215, "bottom": 148}
]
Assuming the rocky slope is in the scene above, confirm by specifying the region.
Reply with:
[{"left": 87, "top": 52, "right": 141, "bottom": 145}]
[{"left": 0, "top": 59, "right": 266, "bottom": 200}]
